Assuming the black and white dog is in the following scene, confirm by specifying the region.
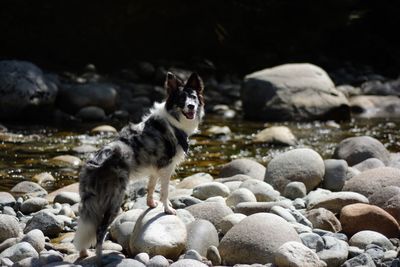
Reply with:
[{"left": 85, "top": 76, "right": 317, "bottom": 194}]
[{"left": 73, "top": 72, "right": 204, "bottom": 264}]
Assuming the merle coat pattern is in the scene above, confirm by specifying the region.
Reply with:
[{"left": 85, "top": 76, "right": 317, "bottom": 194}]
[{"left": 73, "top": 72, "right": 204, "bottom": 265}]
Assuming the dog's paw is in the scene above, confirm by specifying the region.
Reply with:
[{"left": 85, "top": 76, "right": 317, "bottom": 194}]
[
  {"left": 164, "top": 206, "right": 176, "bottom": 215},
  {"left": 147, "top": 198, "right": 158, "bottom": 208}
]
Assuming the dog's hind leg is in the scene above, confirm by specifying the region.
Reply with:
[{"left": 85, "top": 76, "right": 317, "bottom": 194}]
[
  {"left": 159, "top": 169, "right": 176, "bottom": 215},
  {"left": 146, "top": 175, "right": 158, "bottom": 208}
]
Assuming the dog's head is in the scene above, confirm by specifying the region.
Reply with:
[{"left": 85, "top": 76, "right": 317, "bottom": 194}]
[{"left": 165, "top": 72, "right": 204, "bottom": 121}]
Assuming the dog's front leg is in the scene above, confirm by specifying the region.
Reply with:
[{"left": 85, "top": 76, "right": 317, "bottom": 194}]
[
  {"left": 159, "top": 174, "right": 176, "bottom": 215},
  {"left": 146, "top": 176, "right": 158, "bottom": 208}
]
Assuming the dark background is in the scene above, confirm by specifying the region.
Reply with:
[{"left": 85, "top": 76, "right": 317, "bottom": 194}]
[{"left": 1, "top": 0, "right": 400, "bottom": 76}]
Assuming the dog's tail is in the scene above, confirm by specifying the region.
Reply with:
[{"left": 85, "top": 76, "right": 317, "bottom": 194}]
[{"left": 73, "top": 218, "right": 97, "bottom": 252}]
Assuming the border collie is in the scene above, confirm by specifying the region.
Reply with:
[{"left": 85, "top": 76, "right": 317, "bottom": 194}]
[{"left": 73, "top": 72, "right": 204, "bottom": 265}]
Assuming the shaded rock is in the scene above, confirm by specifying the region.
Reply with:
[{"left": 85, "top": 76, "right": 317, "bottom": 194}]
[
  {"left": 0, "top": 242, "right": 38, "bottom": 262},
  {"left": 343, "top": 167, "right": 400, "bottom": 198},
  {"left": 265, "top": 148, "right": 325, "bottom": 193},
  {"left": 305, "top": 208, "right": 341, "bottom": 232},
  {"left": 0, "top": 214, "right": 21, "bottom": 243},
  {"left": 185, "top": 202, "right": 233, "bottom": 227},
  {"left": 186, "top": 219, "right": 219, "bottom": 257},
  {"left": 219, "top": 158, "right": 266, "bottom": 180},
  {"left": 353, "top": 158, "right": 385, "bottom": 172},
  {"left": 0, "top": 60, "right": 58, "bottom": 119},
  {"left": 333, "top": 136, "right": 390, "bottom": 166},
  {"left": 307, "top": 191, "right": 369, "bottom": 214},
  {"left": 184, "top": 249, "right": 203, "bottom": 261},
  {"left": 323, "top": 159, "right": 348, "bottom": 191},
  {"left": 225, "top": 188, "right": 257, "bottom": 208},
  {"left": 31, "top": 172, "right": 55, "bottom": 186},
  {"left": 274, "top": 241, "right": 326, "bottom": 267},
  {"left": 10, "top": 181, "right": 47, "bottom": 198},
  {"left": 283, "top": 181, "right": 307, "bottom": 200},
  {"left": 316, "top": 236, "right": 349, "bottom": 267},
  {"left": 218, "top": 213, "right": 300, "bottom": 265},
  {"left": 349, "top": 95, "right": 400, "bottom": 119},
  {"left": 170, "top": 259, "right": 208, "bottom": 267},
  {"left": 0, "top": 192, "right": 16, "bottom": 207},
  {"left": 299, "top": 233, "right": 324, "bottom": 252},
  {"left": 206, "top": 245, "right": 221, "bottom": 266},
  {"left": 76, "top": 106, "right": 106, "bottom": 121},
  {"left": 253, "top": 126, "right": 297, "bottom": 146},
  {"left": 176, "top": 173, "right": 213, "bottom": 189},
  {"left": 170, "top": 196, "right": 202, "bottom": 209},
  {"left": 341, "top": 203, "right": 399, "bottom": 238},
  {"left": 349, "top": 230, "right": 395, "bottom": 250},
  {"left": 24, "top": 211, "right": 64, "bottom": 238},
  {"left": 45, "top": 183, "right": 79, "bottom": 203},
  {"left": 129, "top": 207, "right": 186, "bottom": 260},
  {"left": 239, "top": 179, "right": 279, "bottom": 202},
  {"left": 341, "top": 253, "right": 376, "bottom": 267},
  {"left": 109, "top": 209, "right": 143, "bottom": 249},
  {"left": 217, "top": 213, "right": 247, "bottom": 235},
  {"left": 38, "top": 250, "right": 64, "bottom": 266},
  {"left": 20, "top": 197, "right": 49, "bottom": 214},
  {"left": 235, "top": 200, "right": 293, "bottom": 216},
  {"left": 53, "top": 192, "right": 80, "bottom": 205},
  {"left": 241, "top": 63, "right": 350, "bottom": 121},
  {"left": 192, "top": 182, "right": 230, "bottom": 200},
  {"left": 21, "top": 229, "right": 45, "bottom": 253}
]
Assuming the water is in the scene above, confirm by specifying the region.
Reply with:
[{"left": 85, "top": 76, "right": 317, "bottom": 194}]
[{"left": 1, "top": 116, "right": 399, "bottom": 193}]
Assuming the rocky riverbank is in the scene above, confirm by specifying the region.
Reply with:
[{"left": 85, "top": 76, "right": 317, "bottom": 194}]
[{"left": 1, "top": 130, "right": 400, "bottom": 266}]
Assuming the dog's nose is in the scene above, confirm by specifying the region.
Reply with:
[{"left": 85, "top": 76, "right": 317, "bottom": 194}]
[{"left": 187, "top": 104, "right": 195, "bottom": 110}]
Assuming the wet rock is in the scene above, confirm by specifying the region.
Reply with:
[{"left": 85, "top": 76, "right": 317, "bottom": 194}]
[
  {"left": 176, "top": 173, "right": 214, "bottom": 189},
  {"left": 239, "top": 179, "right": 279, "bottom": 202},
  {"left": 219, "top": 158, "right": 266, "bottom": 181},
  {"left": 186, "top": 219, "right": 219, "bottom": 256},
  {"left": 21, "top": 229, "right": 45, "bottom": 253},
  {"left": 206, "top": 245, "right": 221, "bottom": 266},
  {"left": 341, "top": 253, "right": 375, "bottom": 267},
  {"left": 217, "top": 213, "right": 247, "bottom": 235},
  {"left": 322, "top": 159, "right": 348, "bottom": 191},
  {"left": 20, "top": 197, "right": 49, "bottom": 214},
  {"left": 170, "top": 259, "right": 208, "bottom": 267},
  {"left": 299, "top": 233, "right": 324, "bottom": 252},
  {"left": 265, "top": 148, "right": 325, "bottom": 193},
  {"left": 307, "top": 191, "right": 369, "bottom": 213},
  {"left": 192, "top": 182, "right": 230, "bottom": 200},
  {"left": 91, "top": 125, "right": 117, "bottom": 133},
  {"left": 235, "top": 200, "right": 293, "bottom": 216},
  {"left": 0, "top": 192, "right": 16, "bottom": 207},
  {"left": 147, "top": 255, "right": 169, "bottom": 267},
  {"left": 50, "top": 155, "right": 82, "bottom": 167},
  {"left": 129, "top": 207, "right": 186, "bottom": 260},
  {"left": 340, "top": 203, "right": 400, "bottom": 238},
  {"left": 53, "top": 192, "right": 80, "bottom": 205},
  {"left": 241, "top": 63, "right": 349, "bottom": 121},
  {"left": 185, "top": 202, "right": 233, "bottom": 227},
  {"left": 350, "top": 95, "right": 400, "bottom": 118},
  {"left": 274, "top": 241, "right": 326, "bottom": 267},
  {"left": 24, "top": 210, "right": 64, "bottom": 238},
  {"left": 31, "top": 172, "right": 55, "bottom": 186},
  {"left": 253, "top": 126, "right": 297, "bottom": 146},
  {"left": 305, "top": 208, "right": 342, "bottom": 233},
  {"left": 316, "top": 236, "right": 349, "bottom": 267},
  {"left": 10, "top": 181, "right": 47, "bottom": 198},
  {"left": 0, "top": 242, "right": 38, "bottom": 262},
  {"left": 225, "top": 188, "right": 257, "bottom": 208},
  {"left": 109, "top": 209, "right": 143, "bottom": 249},
  {"left": 218, "top": 213, "right": 301, "bottom": 265},
  {"left": 0, "top": 214, "right": 21, "bottom": 244},
  {"left": 0, "top": 60, "right": 58, "bottom": 119},
  {"left": 283, "top": 181, "right": 307, "bottom": 200},
  {"left": 343, "top": 167, "right": 400, "bottom": 198},
  {"left": 76, "top": 106, "right": 106, "bottom": 121},
  {"left": 349, "top": 230, "right": 394, "bottom": 250},
  {"left": 353, "top": 158, "right": 385, "bottom": 172},
  {"left": 333, "top": 136, "right": 390, "bottom": 166}
]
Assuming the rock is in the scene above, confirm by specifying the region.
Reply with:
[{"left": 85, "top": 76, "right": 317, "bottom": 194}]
[
  {"left": 217, "top": 213, "right": 247, "bottom": 235},
  {"left": 175, "top": 209, "right": 195, "bottom": 225},
  {"left": 170, "top": 259, "right": 208, "bottom": 267},
  {"left": 170, "top": 195, "right": 202, "bottom": 209},
  {"left": 341, "top": 253, "right": 376, "bottom": 267},
  {"left": 31, "top": 172, "right": 55, "bottom": 186},
  {"left": 147, "top": 255, "right": 169, "bottom": 267},
  {"left": 223, "top": 181, "right": 242, "bottom": 192},
  {"left": 214, "top": 174, "right": 253, "bottom": 183},
  {"left": 333, "top": 136, "right": 390, "bottom": 166},
  {"left": 45, "top": 183, "right": 79, "bottom": 203},
  {"left": 253, "top": 126, "right": 297, "bottom": 146},
  {"left": 104, "top": 258, "right": 145, "bottom": 267},
  {"left": 0, "top": 192, "right": 16, "bottom": 207},
  {"left": 53, "top": 192, "right": 80, "bottom": 205},
  {"left": 57, "top": 82, "right": 117, "bottom": 114},
  {"left": 239, "top": 179, "right": 279, "bottom": 201},
  {"left": 323, "top": 159, "right": 348, "bottom": 191},
  {"left": 289, "top": 209, "right": 313, "bottom": 228},
  {"left": 0, "top": 242, "right": 38, "bottom": 262},
  {"left": 0, "top": 60, "right": 58, "bottom": 119},
  {"left": 365, "top": 244, "right": 384, "bottom": 263},
  {"left": 307, "top": 191, "right": 369, "bottom": 214},
  {"left": 219, "top": 158, "right": 266, "bottom": 180},
  {"left": 349, "top": 95, "right": 400, "bottom": 119},
  {"left": 346, "top": 167, "right": 360, "bottom": 181},
  {"left": 353, "top": 158, "right": 385, "bottom": 172},
  {"left": 241, "top": 63, "right": 350, "bottom": 121},
  {"left": 177, "top": 173, "right": 214, "bottom": 189},
  {"left": 265, "top": 148, "right": 325, "bottom": 193},
  {"left": 184, "top": 249, "right": 203, "bottom": 261},
  {"left": 206, "top": 125, "right": 231, "bottom": 136},
  {"left": 20, "top": 197, "right": 49, "bottom": 214},
  {"left": 10, "top": 181, "right": 47, "bottom": 198},
  {"left": 134, "top": 252, "right": 149, "bottom": 265},
  {"left": 109, "top": 209, "right": 143, "bottom": 249},
  {"left": 0, "top": 214, "right": 21, "bottom": 243},
  {"left": 270, "top": 206, "right": 297, "bottom": 223},
  {"left": 207, "top": 245, "right": 221, "bottom": 266},
  {"left": 192, "top": 182, "right": 230, "bottom": 200},
  {"left": 299, "top": 233, "right": 324, "bottom": 252},
  {"left": 274, "top": 241, "right": 326, "bottom": 267},
  {"left": 186, "top": 219, "right": 219, "bottom": 257},
  {"left": 305, "top": 208, "right": 341, "bottom": 232},
  {"left": 225, "top": 188, "right": 257, "bottom": 208},
  {"left": 283, "top": 181, "right": 307, "bottom": 200},
  {"left": 50, "top": 155, "right": 82, "bottom": 167},
  {"left": 75, "top": 106, "right": 106, "bottom": 121},
  {"left": 340, "top": 203, "right": 400, "bottom": 238},
  {"left": 72, "top": 144, "right": 98, "bottom": 153},
  {"left": 316, "top": 236, "right": 349, "bottom": 267},
  {"left": 24, "top": 211, "right": 64, "bottom": 238},
  {"left": 235, "top": 200, "right": 293, "bottom": 216},
  {"left": 343, "top": 167, "right": 400, "bottom": 198},
  {"left": 91, "top": 125, "right": 117, "bottom": 133},
  {"left": 21, "top": 229, "right": 45, "bottom": 253},
  {"left": 368, "top": 186, "right": 400, "bottom": 224},
  {"left": 38, "top": 250, "right": 64, "bottom": 265},
  {"left": 185, "top": 202, "right": 233, "bottom": 227},
  {"left": 129, "top": 207, "right": 186, "bottom": 260},
  {"left": 349, "top": 230, "right": 395, "bottom": 250},
  {"left": 218, "top": 213, "right": 301, "bottom": 265},
  {"left": 2, "top": 206, "right": 16, "bottom": 216}
]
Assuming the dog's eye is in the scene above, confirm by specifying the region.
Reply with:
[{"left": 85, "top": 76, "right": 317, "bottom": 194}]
[{"left": 189, "top": 94, "right": 197, "bottom": 99}]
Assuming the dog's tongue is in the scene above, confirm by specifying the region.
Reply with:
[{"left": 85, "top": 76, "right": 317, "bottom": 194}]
[{"left": 184, "top": 111, "right": 195, "bottom": 119}]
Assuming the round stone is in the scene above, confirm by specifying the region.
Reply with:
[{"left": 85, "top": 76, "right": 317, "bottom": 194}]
[
  {"left": 10, "top": 181, "right": 48, "bottom": 198},
  {"left": 186, "top": 219, "right": 219, "bottom": 256},
  {"left": 239, "top": 179, "right": 278, "bottom": 202},
  {"left": 192, "top": 182, "right": 230, "bottom": 200},
  {"left": 0, "top": 242, "right": 38, "bottom": 262},
  {"left": 147, "top": 255, "right": 169, "bottom": 267},
  {"left": 352, "top": 158, "right": 385, "bottom": 172},
  {"left": 323, "top": 159, "right": 348, "bottom": 192},
  {"left": 274, "top": 241, "right": 326, "bottom": 267},
  {"left": 185, "top": 202, "right": 233, "bottom": 227},
  {"left": 219, "top": 158, "right": 266, "bottom": 181},
  {"left": 253, "top": 126, "right": 297, "bottom": 146},
  {"left": 21, "top": 229, "right": 45, "bottom": 253},
  {"left": 225, "top": 188, "right": 257, "bottom": 208},
  {"left": 349, "top": 230, "right": 394, "bottom": 251},
  {"left": 305, "top": 208, "right": 342, "bottom": 233},
  {"left": 91, "top": 125, "right": 117, "bottom": 133},
  {"left": 207, "top": 245, "right": 221, "bottom": 266},
  {"left": 283, "top": 181, "right": 307, "bottom": 200},
  {"left": 0, "top": 214, "right": 21, "bottom": 243},
  {"left": 31, "top": 172, "right": 55, "bottom": 185},
  {"left": 217, "top": 213, "right": 247, "bottom": 235},
  {"left": 110, "top": 209, "right": 143, "bottom": 249},
  {"left": 170, "top": 259, "right": 208, "bottom": 267},
  {"left": 20, "top": 197, "right": 49, "bottom": 214},
  {"left": 0, "top": 192, "right": 16, "bottom": 207},
  {"left": 24, "top": 211, "right": 64, "bottom": 238},
  {"left": 176, "top": 173, "right": 214, "bottom": 189},
  {"left": 53, "top": 192, "right": 81, "bottom": 205}
]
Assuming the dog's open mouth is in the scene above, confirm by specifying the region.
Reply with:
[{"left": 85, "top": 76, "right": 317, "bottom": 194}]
[{"left": 182, "top": 110, "right": 195, "bottom": 120}]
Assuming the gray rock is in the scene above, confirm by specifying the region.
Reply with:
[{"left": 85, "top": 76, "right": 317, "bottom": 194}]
[
  {"left": 239, "top": 179, "right": 279, "bottom": 202},
  {"left": 24, "top": 210, "right": 64, "bottom": 238},
  {"left": 223, "top": 181, "right": 242, "bottom": 192},
  {"left": 215, "top": 174, "right": 253, "bottom": 183},
  {"left": 175, "top": 209, "right": 195, "bottom": 225},
  {"left": 235, "top": 200, "right": 293, "bottom": 216},
  {"left": 147, "top": 255, "right": 169, "bottom": 267},
  {"left": 348, "top": 246, "right": 364, "bottom": 258},
  {"left": 21, "top": 229, "right": 45, "bottom": 253},
  {"left": 353, "top": 158, "right": 385, "bottom": 172},
  {"left": 170, "top": 259, "right": 208, "bottom": 267},
  {"left": 270, "top": 206, "right": 297, "bottom": 223},
  {"left": 0, "top": 237, "right": 19, "bottom": 253},
  {"left": 104, "top": 259, "right": 145, "bottom": 267},
  {"left": 299, "top": 233, "right": 324, "bottom": 252},
  {"left": 350, "top": 95, "right": 400, "bottom": 119},
  {"left": 265, "top": 148, "right": 325, "bottom": 193},
  {"left": 134, "top": 252, "right": 149, "bottom": 265},
  {"left": 323, "top": 159, "right": 348, "bottom": 191},
  {"left": 225, "top": 188, "right": 257, "bottom": 208},
  {"left": 0, "top": 214, "right": 21, "bottom": 243},
  {"left": 185, "top": 202, "right": 233, "bottom": 227},
  {"left": 253, "top": 126, "right": 297, "bottom": 146},
  {"left": 76, "top": 106, "right": 106, "bottom": 121},
  {"left": 109, "top": 209, "right": 143, "bottom": 249},
  {"left": 218, "top": 213, "right": 301, "bottom": 265},
  {"left": 349, "top": 230, "right": 394, "bottom": 251},
  {"left": 219, "top": 158, "right": 266, "bottom": 180},
  {"left": 20, "top": 197, "right": 49, "bottom": 214},
  {"left": 341, "top": 253, "right": 376, "bottom": 267},
  {"left": 283, "top": 181, "right": 307, "bottom": 200},
  {"left": 241, "top": 63, "right": 349, "bottom": 121},
  {"left": 186, "top": 219, "right": 219, "bottom": 257},
  {"left": 184, "top": 249, "right": 203, "bottom": 261},
  {"left": 176, "top": 173, "right": 214, "bottom": 189},
  {"left": 274, "top": 241, "right": 326, "bottom": 267},
  {"left": 0, "top": 257, "right": 13, "bottom": 267},
  {"left": 10, "top": 181, "right": 47, "bottom": 198},
  {"left": 0, "top": 60, "right": 58, "bottom": 119},
  {"left": 12, "top": 257, "right": 41, "bottom": 267},
  {"left": 346, "top": 167, "right": 360, "bottom": 181},
  {"left": 206, "top": 245, "right": 221, "bottom": 266},
  {"left": 333, "top": 136, "right": 390, "bottom": 166},
  {"left": 170, "top": 195, "right": 202, "bottom": 209},
  {"left": 217, "top": 213, "right": 247, "bottom": 235},
  {"left": 31, "top": 173, "right": 55, "bottom": 186},
  {"left": 53, "top": 192, "right": 81, "bottom": 205},
  {"left": 0, "top": 242, "right": 38, "bottom": 262},
  {"left": 365, "top": 244, "right": 384, "bottom": 263},
  {"left": 129, "top": 207, "right": 186, "bottom": 260},
  {"left": 306, "top": 191, "right": 369, "bottom": 214},
  {"left": 192, "top": 182, "right": 230, "bottom": 200},
  {"left": 0, "top": 192, "right": 16, "bottom": 207},
  {"left": 72, "top": 144, "right": 98, "bottom": 153},
  {"left": 289, "top": 209, "right": 313, "bottom": 228},
  {"left": 305, "top": 208, "right": 342, "bottom": 233},
  {"left": 38, "top": 250, "right": 63, "bottom": 265},
  {"left": 316, "top": 236, "right": 349, "bottom": 267},
  {"left": 2, "top": 206, "right": 16, "bottom": 216}
]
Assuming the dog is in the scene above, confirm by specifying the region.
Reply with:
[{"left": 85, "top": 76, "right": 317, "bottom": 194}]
[{"left": 73, "top": 72, "right": 204, "bottom": 265}]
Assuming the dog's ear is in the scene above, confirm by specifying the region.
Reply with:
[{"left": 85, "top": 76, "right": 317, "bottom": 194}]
[
  {"left": 165, "top": 72, "right": 183, "bottom": 95},
  {"left": 185, "top": 72, "right": 204, "bottom": 93}
]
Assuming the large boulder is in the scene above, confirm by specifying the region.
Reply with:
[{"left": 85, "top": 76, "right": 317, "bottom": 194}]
[
  {"left": 265, "top": 148, "right": 325, "bottom": 193},
  {"left": 241, "top": 63, "right": 350, "bottom": 121},
  {"left": 0, "top": 60, "right": 58, "bottom": 119},
  {"left": 218, "top": 213, "right": 301, "bottom": 265}
]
